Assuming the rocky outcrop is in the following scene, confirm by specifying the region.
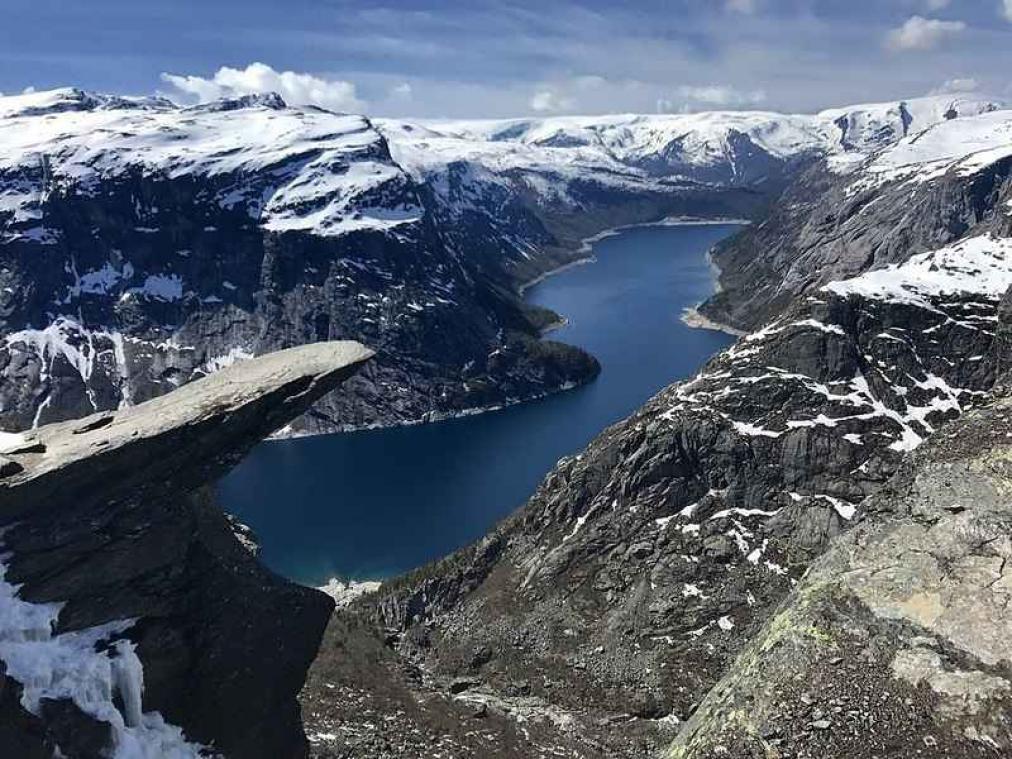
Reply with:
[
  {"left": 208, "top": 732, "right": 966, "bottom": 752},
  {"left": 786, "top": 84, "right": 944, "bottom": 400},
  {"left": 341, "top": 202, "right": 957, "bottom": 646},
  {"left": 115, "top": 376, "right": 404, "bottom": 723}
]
[
  {"left": 0, "top": 341, "right": 372, "bottom": 758},
  {"left": 669, "top": 373, "right": 1012, "bottom": 757}
]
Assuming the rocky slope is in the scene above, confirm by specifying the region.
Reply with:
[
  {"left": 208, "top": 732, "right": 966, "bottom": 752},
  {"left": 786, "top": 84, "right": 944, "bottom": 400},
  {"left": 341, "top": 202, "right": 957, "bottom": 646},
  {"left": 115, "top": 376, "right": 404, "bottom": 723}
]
[
  {"left": 304, "top": 233, "right": 1012, "bottom": 757},
  {"left": 302, "top": 110, "right": 1012, "bottom": 756},
  {"left": 1, "top": 89, "right": 997, "bottom": 436},
  {"left": 0, "top": 340, "right": 372, "bottom": 758},
  {"left": 671, "top": 357, "right": 1012, "bottom": 758},
  {"left": 701, "top": 105, "right": 1012, "bottom": 332}
]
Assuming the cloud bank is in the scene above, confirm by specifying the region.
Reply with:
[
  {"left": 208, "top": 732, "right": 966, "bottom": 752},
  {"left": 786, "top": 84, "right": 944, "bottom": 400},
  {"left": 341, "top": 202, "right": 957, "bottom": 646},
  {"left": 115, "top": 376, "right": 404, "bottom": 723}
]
[
  {"left": 886, "top": 16, "right": 966, "bottom": 51},
  {"left": 124, "top": 1, "right": 1012, "bottom": 120},
  {"left": 161, "top": 62, "right": 363, "bottom": 113}
]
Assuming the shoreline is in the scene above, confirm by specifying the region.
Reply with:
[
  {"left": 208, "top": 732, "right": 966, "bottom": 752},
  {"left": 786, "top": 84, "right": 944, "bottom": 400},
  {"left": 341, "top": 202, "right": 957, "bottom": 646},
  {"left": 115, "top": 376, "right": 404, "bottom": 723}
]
[
  {"left": 516, "top": 215, "right": 750, "bottom": 297},
  {"left": 267, "top": 378, "right": 585, "bottom": 441},
  {"left": 679, "top": 307, "right": 745, "bottom": 337},
  {"left": 678, "top": 245, "right": 746, "bottom": 336},
  {"left": 517, "top": 256, "right": 596, "bottom": 297},
  {"left": 268, "top": 215, "right": 749, "bottom": 441}
]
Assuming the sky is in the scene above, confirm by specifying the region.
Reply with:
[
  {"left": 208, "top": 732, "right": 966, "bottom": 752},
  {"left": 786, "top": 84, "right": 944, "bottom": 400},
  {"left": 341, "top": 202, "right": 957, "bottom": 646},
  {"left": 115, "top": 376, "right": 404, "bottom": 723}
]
[{"left": 2, "top": 0, "right": 1011, "bottom": 118}]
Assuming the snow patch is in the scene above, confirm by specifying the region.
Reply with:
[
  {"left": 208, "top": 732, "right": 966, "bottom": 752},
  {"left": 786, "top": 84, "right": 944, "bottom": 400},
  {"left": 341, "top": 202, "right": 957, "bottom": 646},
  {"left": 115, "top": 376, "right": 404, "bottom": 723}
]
[
  {"left": 0, "top": 559, "right": 205, "bottom": 758},
  {"left": 318, "top": 579, "right": 382, "bottom": 609}
]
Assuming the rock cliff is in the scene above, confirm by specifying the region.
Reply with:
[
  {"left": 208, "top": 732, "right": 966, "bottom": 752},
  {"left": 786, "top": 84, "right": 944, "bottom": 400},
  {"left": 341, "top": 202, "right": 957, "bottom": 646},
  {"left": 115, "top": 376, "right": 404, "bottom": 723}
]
[{"left": 670, "top": 368, "right": 1012, "bottom": 757}]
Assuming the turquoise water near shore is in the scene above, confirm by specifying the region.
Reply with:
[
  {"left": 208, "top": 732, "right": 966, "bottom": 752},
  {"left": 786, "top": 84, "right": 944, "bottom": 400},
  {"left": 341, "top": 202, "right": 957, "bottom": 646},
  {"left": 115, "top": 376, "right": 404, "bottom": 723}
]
[{"left": 217, "top": 223, "right": 738, "bottom": 585}]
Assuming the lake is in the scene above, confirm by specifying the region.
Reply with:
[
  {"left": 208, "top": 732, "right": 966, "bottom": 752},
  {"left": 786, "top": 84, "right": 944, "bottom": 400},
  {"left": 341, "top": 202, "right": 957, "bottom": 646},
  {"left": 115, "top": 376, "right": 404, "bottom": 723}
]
[{"left": 216, "top": 222, "right": 739, "bottom": 585}]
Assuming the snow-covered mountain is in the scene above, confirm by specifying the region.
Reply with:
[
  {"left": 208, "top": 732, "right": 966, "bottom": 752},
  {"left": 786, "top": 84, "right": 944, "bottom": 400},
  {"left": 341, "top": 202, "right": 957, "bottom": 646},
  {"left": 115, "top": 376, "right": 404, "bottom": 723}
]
[
  {"left": 380, "top": 93, "right": 1001, "bottom": 189},
  {"left": 701, "top": 98, "right": 1012, "bottom": 331},
  {"left": 0, "top": 88, "right": 612, "bottom": 432},
  {"left": 0, "top": 87, "right": 1006, "bottom": 434},
  {"left": 0, "top": 88, "right": 421, "bottom": 243}
]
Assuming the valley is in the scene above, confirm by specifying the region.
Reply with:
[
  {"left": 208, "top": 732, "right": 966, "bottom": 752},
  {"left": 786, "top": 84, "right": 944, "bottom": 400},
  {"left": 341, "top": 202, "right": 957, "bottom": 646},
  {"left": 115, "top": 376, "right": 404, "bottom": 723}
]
[
  {"left": 2, "top": 81, "right": 1012, "bottom": 759},
  {"left": 217, "top": 221, "right": 738, "bottom": 584}
]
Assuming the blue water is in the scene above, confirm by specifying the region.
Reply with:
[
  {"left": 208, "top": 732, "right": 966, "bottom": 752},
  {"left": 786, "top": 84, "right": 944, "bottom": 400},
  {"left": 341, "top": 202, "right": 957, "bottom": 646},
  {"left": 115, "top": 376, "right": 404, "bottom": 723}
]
[{"left": 216, "top": 223, "right": 738, "bottom": 585}]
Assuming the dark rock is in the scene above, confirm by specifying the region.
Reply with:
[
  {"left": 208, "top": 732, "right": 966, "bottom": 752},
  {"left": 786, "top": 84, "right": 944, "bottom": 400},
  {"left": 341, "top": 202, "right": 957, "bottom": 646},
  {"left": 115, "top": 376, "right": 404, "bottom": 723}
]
[
  {"left": 671, "top": 379, "right": 1012, "bottom": 755},
  {"left": 0, "top": 455, "right": 22, "bottom": 478},
  {"left": 0, "top": 665, "right": 52, "bottom": 759},
  {"left": 39, "top": 698, "right": 113, "bottom": 758},
  {"left": 449, "top": 677, "right": 480, "bottom": 695}
]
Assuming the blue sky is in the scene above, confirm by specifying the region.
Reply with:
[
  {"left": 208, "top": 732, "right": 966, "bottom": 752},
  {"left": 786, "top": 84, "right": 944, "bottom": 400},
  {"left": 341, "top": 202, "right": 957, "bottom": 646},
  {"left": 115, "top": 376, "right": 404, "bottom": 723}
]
[{"left": 3, "top": 0, "right": 1011, "bottom": 117}]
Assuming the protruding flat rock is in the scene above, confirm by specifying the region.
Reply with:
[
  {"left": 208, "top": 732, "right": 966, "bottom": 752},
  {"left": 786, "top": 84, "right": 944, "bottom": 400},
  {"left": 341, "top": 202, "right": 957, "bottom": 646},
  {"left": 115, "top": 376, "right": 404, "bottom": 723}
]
[{"left": 0, "top": 340, "right": 373, "bottom": 522}]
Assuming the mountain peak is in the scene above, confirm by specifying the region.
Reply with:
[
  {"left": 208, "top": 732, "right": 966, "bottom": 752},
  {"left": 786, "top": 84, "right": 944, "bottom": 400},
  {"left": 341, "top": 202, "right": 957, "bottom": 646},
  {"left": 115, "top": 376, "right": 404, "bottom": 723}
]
[{"left": 185, "top": 91, "right": 288, "bottom": 113}]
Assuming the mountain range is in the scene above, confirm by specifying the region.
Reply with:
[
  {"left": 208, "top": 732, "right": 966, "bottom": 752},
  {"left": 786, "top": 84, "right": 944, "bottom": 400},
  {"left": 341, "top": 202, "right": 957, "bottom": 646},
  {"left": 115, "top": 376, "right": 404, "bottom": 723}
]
[
  {"left": 2, "top": 86, "right": 1012, "bottom": 757},
  {"left": 0, "top": 88, "right": 1001, "bottom": 434}
]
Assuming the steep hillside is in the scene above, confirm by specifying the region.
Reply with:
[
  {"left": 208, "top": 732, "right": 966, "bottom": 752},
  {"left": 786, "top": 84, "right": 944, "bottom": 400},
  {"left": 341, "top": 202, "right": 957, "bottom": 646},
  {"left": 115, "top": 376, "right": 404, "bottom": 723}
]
[
  {"left": 671, "top": 352, "right": 1012, "bottom": 757},
  {"left": 304, "top": 164, "right": 1012, "bottom": 757},
  {"left": 702, "top": 106, "right": 1012, "bottom": 331}
]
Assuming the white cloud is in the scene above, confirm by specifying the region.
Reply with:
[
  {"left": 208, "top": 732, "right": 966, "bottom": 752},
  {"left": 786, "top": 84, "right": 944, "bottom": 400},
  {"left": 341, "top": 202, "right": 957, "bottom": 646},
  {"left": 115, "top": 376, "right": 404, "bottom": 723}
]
[
  {"left": 529, "top": 90, "right": 575, "bottom": 113},
  {"left": 933, "top": 77, "right": 980, "bottom": 93},
  {"left": 672, "top": 84, "right": 767, "bottom": 108},
  {"left": 161, "top": 62, "right": 364, "bottom": 113},
  {"left": 1003, "top": 0, "right": 1012, "bottom": 22},
  {"left": 886, "top": 16, "right": 966, "bottom": 51},
  {"left": 389, "top": 83, "right": 413, "bottom": 100},
  {"left": 725, "top": 0, "right": 757, "bottom": 13}
]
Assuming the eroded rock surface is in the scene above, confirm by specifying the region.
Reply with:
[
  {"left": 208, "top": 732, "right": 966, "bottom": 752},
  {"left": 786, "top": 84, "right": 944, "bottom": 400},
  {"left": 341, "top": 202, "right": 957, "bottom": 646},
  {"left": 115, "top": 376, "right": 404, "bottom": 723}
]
[
  {"left": 0, "top": 341, "right": 372, "bottom": 758},
  {"left": 670, "top": 378, "right": 1012, "bottom": 758}
]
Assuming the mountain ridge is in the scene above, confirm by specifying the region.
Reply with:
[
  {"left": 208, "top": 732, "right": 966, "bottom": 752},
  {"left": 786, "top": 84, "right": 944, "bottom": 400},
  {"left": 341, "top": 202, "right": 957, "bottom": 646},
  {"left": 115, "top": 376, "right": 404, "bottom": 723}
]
[{"left": 1, "top": 87, "right": 1004, "bottom": 437}]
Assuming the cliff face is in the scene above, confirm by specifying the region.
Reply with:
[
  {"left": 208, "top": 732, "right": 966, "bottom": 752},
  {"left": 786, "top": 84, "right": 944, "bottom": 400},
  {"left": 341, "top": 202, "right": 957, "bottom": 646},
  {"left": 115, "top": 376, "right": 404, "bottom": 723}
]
[
  {"left": 701, "top": 111, "right": 1012, "bottom": 332},
  {"left": 0, "top": 341, "right": 372, "bottom": 758},
  {"left": 304, "top": 240, "right": 1012, "bottom": 757}
]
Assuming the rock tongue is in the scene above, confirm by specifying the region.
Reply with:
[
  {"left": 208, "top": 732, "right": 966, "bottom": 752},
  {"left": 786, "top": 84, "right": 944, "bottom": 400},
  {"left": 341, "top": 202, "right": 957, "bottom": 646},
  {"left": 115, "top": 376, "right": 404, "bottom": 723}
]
[{"left": 0, "top": 340, "right": 374, "bottom": 523}]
